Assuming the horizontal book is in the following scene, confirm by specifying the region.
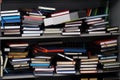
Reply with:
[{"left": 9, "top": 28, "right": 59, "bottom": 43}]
[
  {"left": 38, "top": 6, "right": 56, "bottom": 11},
  {"left": 22, "top": 33, "right": 41, "bottom": 37},
  {"left": 57, "top": 61, "right": 75, "bottom": 65},
  {"left": 2, "top": 15, "right": 20, "bottom": 20},
  {"left": 2, "top": 19, "right": 21, "bottom": 23},
  {"left": 30, "top": 63, "right": 50, "bottom": 67},
  {"left": 1, "top": 12, "right": 20, "bottom": 17},
  {"left": 34, "top": 46, "right": 64, "bottom": 53},
  {"left": 88, "top": 31, "right": 106, "bottom": 34},
  {"left": 56, "top": 68, "right": 75, "bottom": 71},
  {"left": 51, "top": 10, "right": 69, "bottom": 17},
  {"left": 57, "top": 53, "right": 74, "bottom": 61},
  {"left": 11, "top": 58, "right": 30, "bottom": 62},
  {"left": 1, "top": 25, "right": 20, "bottom": 29},
  {"left": 80, "top": 70, "right": 97, "bottom": 73},
  {"left": 44, "top": 11, "right": 80, "bottom": 26},
  {"left": 80, "top": 64, "right": 97, "bottom": 68},
  {"left": 62, "top": 32, "right": 81, "bottom": 36},
  {"left": 6, "top": 42, "right": 29, "bottom": 47},
  {"left": 23, "top": 30, "right": 43, "bottom": 34},
  {"left": 95, "top": 39, "right": 117, "bottom": 45},
  {"left": 64, "top": 48, "right": 86, "bottom": 53},
  {"left": 1, "top": 10, "right": 19, "bottom": 14},
  {"left": 56, "top": 70, "right": 76, "bottom": 74}
]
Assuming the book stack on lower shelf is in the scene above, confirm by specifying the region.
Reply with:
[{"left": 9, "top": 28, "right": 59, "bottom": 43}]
[
  {"left": 80, "top": 57, "right": 99, "bottom": 74},
  {"left": 30, "top": 56, "right": 54, "bottom": 76},
  {"left": 56, "top": 61, "right": 76, "bottom": 74},
  {"left": 3, "top": 41, "right": 30, "bottom": 74},
  {"left": 89, "top": 38, "right": 120, "bottom": 72}
]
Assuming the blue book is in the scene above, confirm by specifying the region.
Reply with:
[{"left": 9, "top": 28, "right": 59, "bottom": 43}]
[
  {"left": 2, "top": 15, "right": 20, "bottom": 20},
  {"left": 64, "top": 48, "right": 86, "bottom": 53},
  {"left": 2, "top": 19, "right": 21, "bottom": 23},
  {"left": 100, "top": 55, "right": 117, "bottom": 60},
  {"left": 30, "top": 63, "right": 50, "bottom": 67}
]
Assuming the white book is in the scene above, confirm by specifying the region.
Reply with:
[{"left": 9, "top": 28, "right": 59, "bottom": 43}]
[
  {"left": 87, "top": 20, "right": 105, "bottom": 25},
  {"left": 57, "top": 53, "right": 74, "bottom": 61},
  {"left": 1, "top": 26, "right": 20, "bottom": 29},
  {"left": 80, "top": 70, "right": 97, "bottom": 73},
  {"left": 23, "top": 27, "right": 40, "bottom": 30},
  {"left": 35, "top": 68, "right": 54, "bottom": 71},
  {"left": 81, "top": 61, "right": 98, "bottom": 64},
  {"left": 1, "top": 12, "right": 20, "bottom": 16},
  {"left": 38, "top": 6, "right": 56, "bottom": 10},
  {"left": 56, "top": 68, "right": 75, "bottom": 71},
  {"left": 44, "top": 17, "right": 54, "bottom": 26},
  {"left": 85, "top": 17, "right": 102, "bottom": 22},
  {"left": 23, "top": 30, "right": 43, "bottom": 34},
  {"left": 12, "top": 58, "right": 30, "bottom": 62},
  {"left": 1, "top": 10, "right": 19, "bottom": 13},
  {"left": 80, "top": 64, "right": 97, "bottom": 67},
  {"left": 62, "top": 32, "right": 81, "bottom": 36},
  {"left": 65, "top": 23, "right": 82, "bottom": 27},
  {"left": 56, "top": 71, "right": 76, "bottom": 74},
  {"left": 88, "top": 27, "right": 106, "bottom": 32},
  {"left": 80, "top": 67, "right": 97, "bottom": 70},
  {"left": 64, "top": 52, "right": 82, "bottom": 55},
  {"left": 44, "top": 12, "right": 79, "bottom": 26},
  {"left": 101, "top": 43, "right": 117, "bottom": 48},
  {"left": 53, "top": 13, "right": 71, "bottom": 25},
  {"left": 100, "top": 39, "right": 117, "bottom": 45},
  {"left": 22, "top": 33, "right": 41, "bottom": 37},
  {"left": 89, "top": 31, "right": 106, "bottom": 34}
]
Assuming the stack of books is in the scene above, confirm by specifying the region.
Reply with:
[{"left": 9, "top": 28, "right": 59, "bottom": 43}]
[
  {"left": 106, "top": 26, "right": 119, "bottom": 33},
  {"left": 43, "top": 27, "right": 62, "bottom": 36},
  {"left": 1, "top": 10, "right": 21, "bottom": 36},
  {"left": 80, "top": 57, "right": 99, "bottom": 74},
  {"left": 4, "top": 41, "right": 29, "bottom": 58},
  {"left": 30, "top": 56, "right": 54, "bottom": 76},
  {"left": 20, "top": 9, "right": 44, "bottom": 37},
  {"left": 99, "top": 56, "right": 120, "bottom": 72},
  {"left": 91, "top": 38, "right": 119, "bottom": 72},
  {"left": 56, "top": 61, "right": 76, "bottom": 74},
  {"left": 62, "top": 20, "right": 82, "bottom": 36},
  {"left": 9, "top": 58, "right": 30, "bottom": 71},
  {"left": 3, "top": 41, "right": 30, "bottom": 73},
  {"left": 85, "top": 14, "right": 109, "bottom": 34}
]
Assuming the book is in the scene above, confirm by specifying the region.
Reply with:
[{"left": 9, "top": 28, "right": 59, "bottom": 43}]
[
  {"left": 57, "top": 53, "right": 74, "bottom": 61},
  {"left": 1, "top": 10, "right": 19, "bottom": 14},
  {"left": 34, "top": 46, "right": 64, "bottom": 53},
  {"left": 44, "top": 11, "right": 80, "bottom": 26},
  {"left": 38, "top": 6, "right": 56, "bottom": 11},
  {"left": 7, "top": 42, "right": 29, "bottom": 47},
  {"left": 57, "top": 61, "right": 75, "bottom": 65},
  {"left": 1, "top": 12, "right": 20, "bottom": 17},
  {"left": 2, "top": 15, "right": 20, "bottom": 20}
]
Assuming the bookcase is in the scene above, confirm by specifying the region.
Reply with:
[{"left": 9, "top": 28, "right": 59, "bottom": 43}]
[{"left": 0, "top": 0, "right": 120, "bottom": 80}]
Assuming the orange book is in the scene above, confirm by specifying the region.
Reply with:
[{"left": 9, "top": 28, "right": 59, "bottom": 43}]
[{"left": 34, "top": 46, "right": 64, "bottom": 53}]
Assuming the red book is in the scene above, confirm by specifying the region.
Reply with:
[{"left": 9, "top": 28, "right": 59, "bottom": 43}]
[
  {"left": 34, "top": 46, "right": 64, "bottom": 53},
  {"left": 23, "top": 16, "right": 43, "bottom": 21}
]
